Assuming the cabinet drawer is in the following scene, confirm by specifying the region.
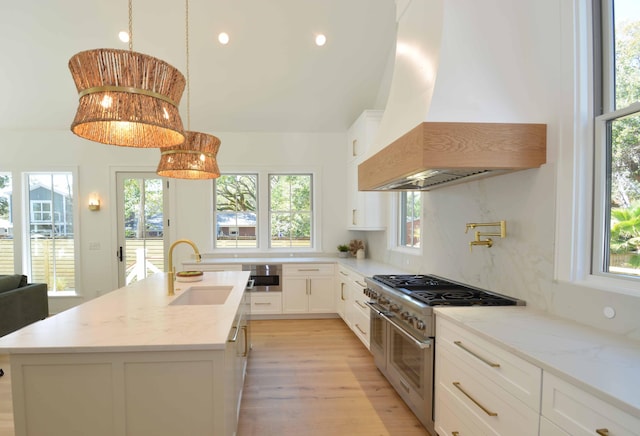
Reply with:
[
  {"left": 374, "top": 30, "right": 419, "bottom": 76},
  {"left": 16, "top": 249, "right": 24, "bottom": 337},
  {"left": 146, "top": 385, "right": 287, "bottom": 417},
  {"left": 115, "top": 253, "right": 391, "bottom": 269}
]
[
  {"left": 436, "top": 377, "right": 499, "bottom": 436},
  {"left": 349, "top": 284, "right": 370, "bottom": 318},
  {"left": 437, "top": 352, "right": 540, "bottom": 436},
  {"left": 542, "top": 372, "right": 640, "bottom": 436},
  {"left": 284, "top": 263, "right": 334, "bottom": 277},
  {"left": 436, "top": 317, "right": 541, "bottom": 411},
  {"left": 249, "top": 292, "right": 282, "bottom": 314},
  {"left": 337, "top": 265, "right": 367, "bottom": 289},
  {"left": 350, "top": 305, "right": 369, "bottom": 349}
]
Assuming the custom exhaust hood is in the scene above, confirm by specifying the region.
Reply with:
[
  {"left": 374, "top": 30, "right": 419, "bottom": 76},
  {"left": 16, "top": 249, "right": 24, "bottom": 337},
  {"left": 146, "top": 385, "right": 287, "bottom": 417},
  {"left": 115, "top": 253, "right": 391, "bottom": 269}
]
[
  {"left": 359, "top": 0, "right": 548, "bottom": 191},
  {"left": 358, "top": 121, "right": 547, "bottom": 191}
]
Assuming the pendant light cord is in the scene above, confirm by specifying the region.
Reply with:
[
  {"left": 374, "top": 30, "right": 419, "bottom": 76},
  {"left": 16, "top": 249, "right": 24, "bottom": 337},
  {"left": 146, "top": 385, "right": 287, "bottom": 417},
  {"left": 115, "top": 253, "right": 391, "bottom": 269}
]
[
  {"left": 185, "top": 0, "right": 191, "bottom": 130},
  {"left": 128, "top": 0, "right": 133, "bottom": 51}
]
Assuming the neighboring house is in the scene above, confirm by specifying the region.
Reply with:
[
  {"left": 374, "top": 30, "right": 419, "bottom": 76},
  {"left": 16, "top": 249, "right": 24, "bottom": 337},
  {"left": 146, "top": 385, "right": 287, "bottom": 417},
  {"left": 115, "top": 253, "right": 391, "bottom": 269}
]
[
  {"left": 216, "top": 212, "right": 257, "bottom": 238},
  {"left": 28, "top": 183, "right": 73, "bottom": 237}
]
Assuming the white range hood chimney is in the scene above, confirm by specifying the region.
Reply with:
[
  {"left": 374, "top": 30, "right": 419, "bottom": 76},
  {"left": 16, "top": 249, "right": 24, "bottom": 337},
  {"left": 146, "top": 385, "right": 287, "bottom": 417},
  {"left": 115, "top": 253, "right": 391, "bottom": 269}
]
[{"left": 360, "top": 0, "right": 548, "bottom": 191}]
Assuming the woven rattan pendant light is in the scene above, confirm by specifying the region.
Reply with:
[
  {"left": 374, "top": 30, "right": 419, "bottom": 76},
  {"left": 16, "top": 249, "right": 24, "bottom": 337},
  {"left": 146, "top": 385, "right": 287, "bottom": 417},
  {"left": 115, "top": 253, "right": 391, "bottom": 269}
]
[
  {"left": 156, "top": 0, "right": 221, "bottom": 179},
  {"left": 68, "top": 0, "right": 186, "bottom": 148}
]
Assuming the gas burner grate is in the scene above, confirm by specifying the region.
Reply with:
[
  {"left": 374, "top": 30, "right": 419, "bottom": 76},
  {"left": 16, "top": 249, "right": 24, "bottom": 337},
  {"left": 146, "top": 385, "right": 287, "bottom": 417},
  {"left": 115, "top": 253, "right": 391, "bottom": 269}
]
[
  {"left": 408, "top": 290, "right": 518, "bottom": 307},
  {"left": 373, "top": 274, "right": 460, "bottom": 289}
]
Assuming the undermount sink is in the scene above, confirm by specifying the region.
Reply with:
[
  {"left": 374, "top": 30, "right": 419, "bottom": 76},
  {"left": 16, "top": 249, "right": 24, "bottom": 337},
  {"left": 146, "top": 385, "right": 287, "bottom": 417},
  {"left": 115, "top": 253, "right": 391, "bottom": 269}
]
[{"left": 169, "top": 285, "right": 233, "bottom": 306}]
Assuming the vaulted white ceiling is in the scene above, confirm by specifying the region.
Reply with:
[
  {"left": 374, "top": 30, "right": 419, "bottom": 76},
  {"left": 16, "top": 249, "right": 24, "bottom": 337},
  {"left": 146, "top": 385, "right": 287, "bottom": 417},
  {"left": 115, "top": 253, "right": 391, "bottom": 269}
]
[{"left": 0, "top": 0, "right": 396, "bottom": 134}]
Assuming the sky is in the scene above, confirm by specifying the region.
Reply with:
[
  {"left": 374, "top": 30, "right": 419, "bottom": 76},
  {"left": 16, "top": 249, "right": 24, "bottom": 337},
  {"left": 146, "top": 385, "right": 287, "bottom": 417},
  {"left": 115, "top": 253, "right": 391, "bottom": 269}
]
[{"left": 617, "top": 0, "right": 640, "bottom": 23}]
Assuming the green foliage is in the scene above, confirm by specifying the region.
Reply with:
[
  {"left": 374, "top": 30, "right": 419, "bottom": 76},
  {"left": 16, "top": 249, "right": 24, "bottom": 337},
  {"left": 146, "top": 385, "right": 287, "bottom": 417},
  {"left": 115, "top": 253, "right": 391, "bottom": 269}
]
[
  {"left": 0, "top": 174, "right": 9, "bottom": 218},
  {"left": 608, "top": 19, "right": 640, "bottom": 267},
  {"left": 216, "top": 175, "right": 257, "bottom": 212},
  {"left": 337, "top": 244, "right": 349, "bottom": 252},
  {"left": 269, "top": 175, "right": 312, "bottom": 241},
  {"left": 124, "top": 178, "right": 163, "bottom": 238}
]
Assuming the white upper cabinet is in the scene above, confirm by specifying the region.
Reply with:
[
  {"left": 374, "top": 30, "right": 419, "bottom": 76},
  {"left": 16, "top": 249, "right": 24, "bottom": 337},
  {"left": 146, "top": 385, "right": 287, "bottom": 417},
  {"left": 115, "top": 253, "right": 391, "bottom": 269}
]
[{"left": 346, "top": 110, "right": 386, "bottom": 230}]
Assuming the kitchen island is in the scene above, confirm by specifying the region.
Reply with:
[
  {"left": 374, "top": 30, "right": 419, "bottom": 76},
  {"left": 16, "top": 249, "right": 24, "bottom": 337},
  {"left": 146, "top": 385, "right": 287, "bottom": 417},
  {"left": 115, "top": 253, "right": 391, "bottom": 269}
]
[{"left": 0, "top": 271, "right": 250, "bottom": 436}]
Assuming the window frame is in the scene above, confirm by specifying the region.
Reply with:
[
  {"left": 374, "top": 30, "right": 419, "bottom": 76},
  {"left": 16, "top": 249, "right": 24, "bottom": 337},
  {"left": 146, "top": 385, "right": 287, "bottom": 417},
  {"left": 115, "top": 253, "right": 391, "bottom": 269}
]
[
  {"left": 555, "top": 0, "right": 640, "bottom": 297},
  {"left": 267, "top": 173, "right": 314, "bottom": 249},
  {"left": 213, "top": 167, "right": 321, "bottom": 253},
  {"left": 398, "top": 191, "right": 421, "bottom": 249},
  {"left": 388, "top": 191, "right": 423, "bottom": 255},
  {"left": 213, "top": 173, "right": 259, "bottom": 250},
  {"left": 23, "top": 169, "right": 80, "bottom": 296}
]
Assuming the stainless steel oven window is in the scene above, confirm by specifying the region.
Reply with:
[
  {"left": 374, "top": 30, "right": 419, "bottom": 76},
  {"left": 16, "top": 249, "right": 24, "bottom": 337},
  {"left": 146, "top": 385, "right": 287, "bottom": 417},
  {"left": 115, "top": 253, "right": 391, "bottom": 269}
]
[{"left": 389, "top": 328, "right": 426, "bottom": 394}]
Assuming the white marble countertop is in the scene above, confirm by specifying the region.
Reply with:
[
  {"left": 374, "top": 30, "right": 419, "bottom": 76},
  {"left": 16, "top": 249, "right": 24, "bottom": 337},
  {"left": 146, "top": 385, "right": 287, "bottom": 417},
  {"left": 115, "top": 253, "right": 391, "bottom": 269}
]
[
  {"left": 435, "top": 306, "right": 640, "bottom": 418},
  {"left": 0, "top": 271, "right": 250, "bottom": 353}
]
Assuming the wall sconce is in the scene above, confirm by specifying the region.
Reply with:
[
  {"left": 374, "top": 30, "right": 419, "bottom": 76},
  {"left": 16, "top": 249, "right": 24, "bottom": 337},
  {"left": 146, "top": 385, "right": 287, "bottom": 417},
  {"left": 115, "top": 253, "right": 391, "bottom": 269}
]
[{"left": 88, "top": 196, "right": 101, "bottom": 211}]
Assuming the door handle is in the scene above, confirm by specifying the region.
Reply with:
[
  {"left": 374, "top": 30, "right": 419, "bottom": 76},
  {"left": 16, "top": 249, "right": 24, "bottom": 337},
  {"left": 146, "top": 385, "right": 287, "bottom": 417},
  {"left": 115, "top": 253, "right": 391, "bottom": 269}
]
[{"left": 117, "top": 246, "right": 123, "bottom": 262}]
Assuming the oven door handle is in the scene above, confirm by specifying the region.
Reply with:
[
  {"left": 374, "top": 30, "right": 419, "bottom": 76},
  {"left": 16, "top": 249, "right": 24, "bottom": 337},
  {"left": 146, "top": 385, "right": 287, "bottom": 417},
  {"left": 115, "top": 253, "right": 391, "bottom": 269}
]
[{"left": 365, "top": 302, "right": 432, "bottom": 350}]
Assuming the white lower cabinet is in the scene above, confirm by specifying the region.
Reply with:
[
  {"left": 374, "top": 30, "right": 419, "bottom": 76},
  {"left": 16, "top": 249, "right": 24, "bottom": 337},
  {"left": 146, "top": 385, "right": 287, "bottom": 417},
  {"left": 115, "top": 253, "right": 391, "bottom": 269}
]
[
  {"left": 541, "top": 372, "right": 640, "bottom": 436},
  {"left": 436, "top": 317, "right": 541, "bottom": 435},
  {"left": 336, "top": 265, "right": 370, "bottom": 349},
  {"left": 436, "top": 315, "right": 640, "bottom": 436},
  {"left": 248, "top": 292, "right": 282, "bottom": 314},
  {"left": 539, "top": 416, "right": 571, "bottom": 436},
  {"left": 282, "top": 264, "right": 335, "bottom": 314}
]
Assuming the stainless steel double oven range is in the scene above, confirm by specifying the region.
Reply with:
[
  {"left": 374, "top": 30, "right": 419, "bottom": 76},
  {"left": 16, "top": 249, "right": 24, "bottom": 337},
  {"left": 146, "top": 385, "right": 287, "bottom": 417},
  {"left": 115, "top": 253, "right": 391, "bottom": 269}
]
[{"left": 365, "top": 274, "right": 523, "bottom": 435}]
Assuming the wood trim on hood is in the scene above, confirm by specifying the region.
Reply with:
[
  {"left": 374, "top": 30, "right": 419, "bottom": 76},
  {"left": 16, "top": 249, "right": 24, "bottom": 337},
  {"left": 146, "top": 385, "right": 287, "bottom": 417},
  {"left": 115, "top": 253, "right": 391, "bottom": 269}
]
[{"left": 357, "top": 122, "right": 547, "bottom": 191}]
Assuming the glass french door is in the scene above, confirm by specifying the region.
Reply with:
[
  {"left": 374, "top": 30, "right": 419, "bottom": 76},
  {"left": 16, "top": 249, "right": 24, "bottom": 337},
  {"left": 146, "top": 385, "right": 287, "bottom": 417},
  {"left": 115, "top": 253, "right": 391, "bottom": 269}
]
[{"left": 116, "top": 172, "right": 169, "bottom": 287}]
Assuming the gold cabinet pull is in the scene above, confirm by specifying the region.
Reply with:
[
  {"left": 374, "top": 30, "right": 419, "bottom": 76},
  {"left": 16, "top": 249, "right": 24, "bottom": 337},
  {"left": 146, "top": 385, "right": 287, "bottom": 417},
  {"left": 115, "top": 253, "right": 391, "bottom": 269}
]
[
  {"left": 596, "top": 430, "right": 609, "bottom": 436},
  {"left": 452, "top": 432, "right": 460, "bottom": 436},
  {"left": 355, "top": 324, "right": 366, "bottom": 335},
  {"left": 340, "top": 283, "right": 346, "bottom": 301},
  {"left": 452, "top": 381, "right": 498, "bottom": 417},
  {"left": 355, "top": 280, "right": 367, "bottom": 287},
  {"left": 356, "top": 300, "right": 367, "bottom": 309},
  {"left": 454, "top": 341, "right": 500, "bottom": 368}
]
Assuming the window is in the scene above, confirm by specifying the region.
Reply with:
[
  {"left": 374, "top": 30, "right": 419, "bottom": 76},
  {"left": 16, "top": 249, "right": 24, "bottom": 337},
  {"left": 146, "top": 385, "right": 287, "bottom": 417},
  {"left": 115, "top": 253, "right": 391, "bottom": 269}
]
[
  {"left": 0, "top": 173, "right": 13, "bottom": 274},
  {"left": 399, "top": 191, "right": 421, "bottom": 249},
  {"left": 593, "top": 0, "right": 640, "bottom": 278},
  {"left": 269, "top": 174, "right": 312, "bottom": 248},
  {"left": 26, "top": 173, "right": 76, "bottom": 292},
  {"left": 215, "top": 174, "right": 258, "bottom": 248},
  {"left": 214, "top": 172, "right": 315, "bottom": 250}
]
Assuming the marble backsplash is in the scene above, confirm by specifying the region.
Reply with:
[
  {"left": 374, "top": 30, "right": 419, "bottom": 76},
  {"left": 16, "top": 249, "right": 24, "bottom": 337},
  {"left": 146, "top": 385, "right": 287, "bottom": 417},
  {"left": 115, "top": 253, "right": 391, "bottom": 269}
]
[{"left": 359, "top": 165, "right": 640, "bottom": 342}]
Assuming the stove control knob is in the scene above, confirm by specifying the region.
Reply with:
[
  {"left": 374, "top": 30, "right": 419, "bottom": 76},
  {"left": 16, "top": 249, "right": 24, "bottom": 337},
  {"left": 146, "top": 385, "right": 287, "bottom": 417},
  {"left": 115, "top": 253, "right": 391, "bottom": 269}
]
[
  {"left": 401, "top": 311, "right": 411, "bottom": 320},
  {"left": 379, "top": 297, "right": 390, "bottom": 305},
  {"left": 415, "top": 320, "right": 426, "bottom": 330},
  {"left": 406, "top": 315, "right": 417, "bottom": 325},
  {"left": 389, "top": 304, "right": 401, "bottom": 312}
]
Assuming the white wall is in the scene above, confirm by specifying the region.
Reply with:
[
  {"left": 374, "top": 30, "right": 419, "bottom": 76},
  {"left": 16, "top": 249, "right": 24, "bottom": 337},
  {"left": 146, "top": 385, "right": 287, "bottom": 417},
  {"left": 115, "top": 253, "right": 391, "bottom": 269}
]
[
  {"left": 360, "top": 0, "right": 640, "bottom": 341},
  {"left": 2, "top": 129, "right": 347, "bottom": 313}
]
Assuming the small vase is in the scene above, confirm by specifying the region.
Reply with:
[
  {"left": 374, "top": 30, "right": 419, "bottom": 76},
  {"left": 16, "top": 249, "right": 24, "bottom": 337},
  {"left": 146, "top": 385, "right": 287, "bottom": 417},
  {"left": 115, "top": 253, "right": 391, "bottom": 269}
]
[
  {"left": 338, "top": 252, "right": 348, "bottom": 258},
  {"left": 356, "top": 248, "right": 365, "bottom": 259}
]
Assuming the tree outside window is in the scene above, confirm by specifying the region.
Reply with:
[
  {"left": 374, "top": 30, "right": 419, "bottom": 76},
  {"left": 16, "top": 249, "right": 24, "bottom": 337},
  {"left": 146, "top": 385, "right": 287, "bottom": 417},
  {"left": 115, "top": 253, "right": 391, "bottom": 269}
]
[
  {"left": 215, "top": 174, "right": 258, "bottom": 248},
  {"left": 0, "top": 173, "right": 13, "bottom": 274},
  {"left": 399, "top": 191, "right": 421, "bottom": 249},
  {"left": 269, "top": 174, "right": 312, "bottom": 248},
  {"left": 601, "top": 2, "right": 640, "bottom": 275}
]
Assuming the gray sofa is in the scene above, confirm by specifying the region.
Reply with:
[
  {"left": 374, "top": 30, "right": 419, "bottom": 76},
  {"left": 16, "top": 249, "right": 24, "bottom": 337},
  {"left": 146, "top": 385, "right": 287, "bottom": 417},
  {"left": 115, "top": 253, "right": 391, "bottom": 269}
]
[{"left": 0, "top": 274, "right": 48, "bottom": 337}]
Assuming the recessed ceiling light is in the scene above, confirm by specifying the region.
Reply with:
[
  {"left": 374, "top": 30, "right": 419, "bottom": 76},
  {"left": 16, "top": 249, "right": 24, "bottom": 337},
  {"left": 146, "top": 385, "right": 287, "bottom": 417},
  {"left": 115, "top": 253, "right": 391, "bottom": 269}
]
[
  {"left": 218, "top": 32, "right": 230, "bottom": 45},
  {"left": 118, "top": 31, "right": 130, "bottom": 43},
  {"left": 315, "top": 34, "right": 327, "bottom": 47}
]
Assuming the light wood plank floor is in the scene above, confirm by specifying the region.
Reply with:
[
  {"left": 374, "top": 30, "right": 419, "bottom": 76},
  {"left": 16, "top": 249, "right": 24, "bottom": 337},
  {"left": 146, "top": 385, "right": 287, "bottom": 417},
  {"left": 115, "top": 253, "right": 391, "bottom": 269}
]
[
  {"left": 237, "top": 319, "right": 429, "bottom": 436},
  {"left": 0, "top": 319, "right": 429, "bottom": 436}
]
